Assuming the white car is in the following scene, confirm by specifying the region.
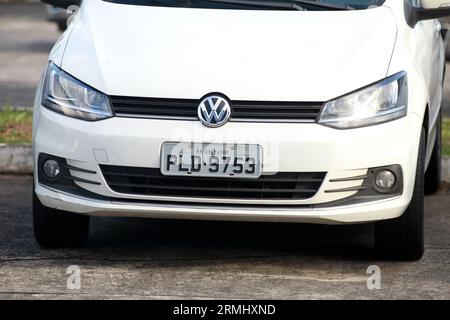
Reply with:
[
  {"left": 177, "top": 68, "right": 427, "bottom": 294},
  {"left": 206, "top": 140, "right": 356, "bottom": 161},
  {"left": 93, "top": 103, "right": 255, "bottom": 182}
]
[{"left": 34, "top": 0, "right": 448, "bottom": 260}]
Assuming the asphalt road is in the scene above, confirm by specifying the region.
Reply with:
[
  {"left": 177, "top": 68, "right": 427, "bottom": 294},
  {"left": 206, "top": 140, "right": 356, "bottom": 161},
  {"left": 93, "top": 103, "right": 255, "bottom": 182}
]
[
  {"left": 0, "top": 175, "right": 449, "bottom": 299},
  {"left": 0, "top": 3, "right": 59, "bottom": 108}
]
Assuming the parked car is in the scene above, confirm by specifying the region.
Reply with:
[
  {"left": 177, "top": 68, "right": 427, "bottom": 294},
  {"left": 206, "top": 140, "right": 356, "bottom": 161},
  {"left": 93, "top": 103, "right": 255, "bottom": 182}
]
[
  {"left": 34, "top": 0, "right": 448, "bottom": 260},
  {"left": 46, "top": 5, "right": 68, "bottom": 31}
]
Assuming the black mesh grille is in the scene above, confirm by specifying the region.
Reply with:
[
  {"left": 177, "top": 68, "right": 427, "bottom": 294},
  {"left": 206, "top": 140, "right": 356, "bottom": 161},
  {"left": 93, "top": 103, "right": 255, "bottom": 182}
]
[
  {"left": 100, "top": 165, "right": 326, "bottom": 201},
  {"left": 110, "top": 96, "right": 323, "bottom": 122}
]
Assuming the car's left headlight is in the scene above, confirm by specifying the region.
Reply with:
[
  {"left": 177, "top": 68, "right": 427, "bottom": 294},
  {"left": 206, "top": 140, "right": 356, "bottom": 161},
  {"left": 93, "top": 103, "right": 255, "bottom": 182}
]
[
  {"left": 318, "top": 71, "right": 408, "bottom": 129},
  {"left": 41, "top": 62, "right": 113, "bottom": 121}
]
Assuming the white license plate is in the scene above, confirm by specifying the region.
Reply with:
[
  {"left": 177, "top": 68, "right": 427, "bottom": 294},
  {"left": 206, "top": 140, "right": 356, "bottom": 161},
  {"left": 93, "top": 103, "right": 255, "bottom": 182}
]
[{"left": 161, "top": 142, "right": 262, "bottom": 179}]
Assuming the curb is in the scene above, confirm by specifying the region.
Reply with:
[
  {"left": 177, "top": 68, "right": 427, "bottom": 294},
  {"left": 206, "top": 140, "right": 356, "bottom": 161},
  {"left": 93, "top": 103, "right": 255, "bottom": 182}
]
[
  {"left": 0, "top": 144, "right": 450, "bottom": 181},
  {"left": 0, "top": 144, "right": 33, "bottom": 174},
  {"left": 443, "top": 156, "right": 450, "bottom": 183}
]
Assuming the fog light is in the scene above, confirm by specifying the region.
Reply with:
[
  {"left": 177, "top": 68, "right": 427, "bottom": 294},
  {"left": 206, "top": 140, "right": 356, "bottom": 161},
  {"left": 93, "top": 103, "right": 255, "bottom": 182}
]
[
  {"left": 375, "top": 170, "right": 396, "bottom": 190},
  {"left": 43, "top": 159, "right": 61, "bottom": 179}
]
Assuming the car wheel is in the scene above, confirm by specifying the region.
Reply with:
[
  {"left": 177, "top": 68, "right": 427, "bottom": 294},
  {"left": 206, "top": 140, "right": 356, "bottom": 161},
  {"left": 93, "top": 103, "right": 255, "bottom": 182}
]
[
  {"left": 375, "top": 127, "right": 425, "bottom": 261},
  {"left": 425, "top": 111, "right": 442, "bottom": 195},
  {"left": 33, "top": 188, "right": 90, "bottom": 248}
]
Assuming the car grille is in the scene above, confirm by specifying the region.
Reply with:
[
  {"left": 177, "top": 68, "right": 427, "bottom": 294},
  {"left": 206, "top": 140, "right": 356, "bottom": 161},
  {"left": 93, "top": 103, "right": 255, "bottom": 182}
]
[
  {"left": 100, "top": 165, "right": 326, "bottom": 200},
  {"left": 110, "top": 96, "right": 323, "bottom": 122}
]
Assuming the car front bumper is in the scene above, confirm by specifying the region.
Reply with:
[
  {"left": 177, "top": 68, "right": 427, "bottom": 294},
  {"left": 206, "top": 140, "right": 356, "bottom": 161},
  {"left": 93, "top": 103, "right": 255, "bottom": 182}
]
[
  {"left": 34, "top": 105, "right": 423, "bottom": 224},
  {"left": 36, "top": 183, "right": 409, "bottom": 224}
]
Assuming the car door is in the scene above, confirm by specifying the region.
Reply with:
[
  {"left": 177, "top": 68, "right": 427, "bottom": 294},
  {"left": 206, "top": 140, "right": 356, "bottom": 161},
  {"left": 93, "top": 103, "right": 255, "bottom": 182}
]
[
  {"left": 413, "top": 17, "right": 444, "bottom": 148},
  {"left": 428, "top": 19, "right": 445, "bottom": 121}
]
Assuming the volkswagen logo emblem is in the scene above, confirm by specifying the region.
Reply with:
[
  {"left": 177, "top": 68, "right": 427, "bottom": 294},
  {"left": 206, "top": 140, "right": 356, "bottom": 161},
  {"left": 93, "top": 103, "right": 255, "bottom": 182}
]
[{"left": 198, "top": 94, "right": 232, "bottom": 128}]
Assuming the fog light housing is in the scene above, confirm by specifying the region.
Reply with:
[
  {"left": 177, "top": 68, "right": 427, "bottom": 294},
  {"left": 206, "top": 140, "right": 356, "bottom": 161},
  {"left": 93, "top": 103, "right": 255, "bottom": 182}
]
[
  {"left": 43, "top": 159, "right": 61, "bottom": 179},
  {"left": 375, "top": 170, "right": 396, "bottom": 191}
]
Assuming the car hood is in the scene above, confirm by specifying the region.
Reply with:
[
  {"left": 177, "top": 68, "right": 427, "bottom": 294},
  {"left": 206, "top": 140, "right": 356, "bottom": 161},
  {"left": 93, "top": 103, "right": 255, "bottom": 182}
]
[{"left": 61, "top": 1, "right": 397, "bottom": 102}]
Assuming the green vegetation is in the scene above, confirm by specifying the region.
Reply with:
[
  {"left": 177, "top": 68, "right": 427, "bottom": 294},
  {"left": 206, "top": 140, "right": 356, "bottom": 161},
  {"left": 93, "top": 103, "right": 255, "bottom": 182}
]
[
  {"left": 443, "top": 117, "right": 450, "bottom": 157},
  {"left": 0, "top": 107, "right": 33, "bottom": 144}
]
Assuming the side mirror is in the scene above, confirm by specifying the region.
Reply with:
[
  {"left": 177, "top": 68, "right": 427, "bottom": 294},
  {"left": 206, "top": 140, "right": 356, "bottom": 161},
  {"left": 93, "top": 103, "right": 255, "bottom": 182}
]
[
  {"left": 408, "top": 0, "right": 450, "bottom": 26},
  {"left": 41, "top": 0, "right": 81, "bottom": 9}
]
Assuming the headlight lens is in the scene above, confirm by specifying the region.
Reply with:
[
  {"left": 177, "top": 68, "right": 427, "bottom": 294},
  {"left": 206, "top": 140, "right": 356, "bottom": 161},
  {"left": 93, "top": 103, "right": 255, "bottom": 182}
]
[
  {"left": 318, "top": 71, "right": 407, "bottom": 129},
  {"left": 41, "top": 62, "right": 113, "bottom": 121}
]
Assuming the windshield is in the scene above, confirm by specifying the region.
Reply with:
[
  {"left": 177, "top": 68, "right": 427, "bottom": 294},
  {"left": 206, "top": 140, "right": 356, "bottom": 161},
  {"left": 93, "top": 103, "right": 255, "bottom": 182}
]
[{"left": 103, "top": 0, "right": 385, "bottom": 10}]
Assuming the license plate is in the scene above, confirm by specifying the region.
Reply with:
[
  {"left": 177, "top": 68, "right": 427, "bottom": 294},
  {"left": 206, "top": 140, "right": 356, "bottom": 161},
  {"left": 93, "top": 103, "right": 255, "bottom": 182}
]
[{"left": 161, "top": 142, "right": 262, "bottom": 179}]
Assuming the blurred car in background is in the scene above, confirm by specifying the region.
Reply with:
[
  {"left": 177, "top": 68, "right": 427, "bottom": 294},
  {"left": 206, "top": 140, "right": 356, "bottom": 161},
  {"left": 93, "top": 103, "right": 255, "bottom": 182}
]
[
  {"left": 441, "top": 17, "right": 450, "bottom": 60},
  {"left": 46, "top": 5, "right": 68, "bottom": 31}
]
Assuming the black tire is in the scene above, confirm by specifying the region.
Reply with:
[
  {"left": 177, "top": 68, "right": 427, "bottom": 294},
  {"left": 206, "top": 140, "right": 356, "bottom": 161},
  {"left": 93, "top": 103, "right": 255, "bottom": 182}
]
[
  {"left": 445, "top": 32, "right": 450, "bottom": 61},
  {"left": 33, "top": 191, "right": 90, "bottom": 248},
  {"left": 375, "top": 128, "right": 425, "bottom": 261},
  {"left": 57, "top": 21, "right": 67, "bottom": 32},
  {"left": 425, "top": 111, "right": 442, "bottom": 195}
]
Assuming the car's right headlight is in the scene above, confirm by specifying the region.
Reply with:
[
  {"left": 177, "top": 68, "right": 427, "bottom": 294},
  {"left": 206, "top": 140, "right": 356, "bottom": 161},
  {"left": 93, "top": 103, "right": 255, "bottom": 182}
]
[
  {"left": 318, "top": 71, "right": 408, "bottom": 129},
  {"left": 41, "top": 62, "right": 113, "bottom": 121}
]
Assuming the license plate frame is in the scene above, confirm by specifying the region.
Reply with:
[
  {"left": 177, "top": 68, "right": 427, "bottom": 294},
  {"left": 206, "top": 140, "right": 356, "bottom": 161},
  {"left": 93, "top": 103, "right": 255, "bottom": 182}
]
[{"left": 160, "top": 142, "right": 263, "bottom": 179}]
